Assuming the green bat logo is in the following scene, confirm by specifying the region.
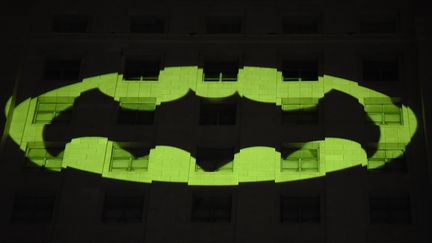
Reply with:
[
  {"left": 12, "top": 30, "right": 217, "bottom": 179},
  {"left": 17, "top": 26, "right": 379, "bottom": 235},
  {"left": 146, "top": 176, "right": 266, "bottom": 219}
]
[{"left": 5, "top": 67, "right": 417, "bottom": 185}]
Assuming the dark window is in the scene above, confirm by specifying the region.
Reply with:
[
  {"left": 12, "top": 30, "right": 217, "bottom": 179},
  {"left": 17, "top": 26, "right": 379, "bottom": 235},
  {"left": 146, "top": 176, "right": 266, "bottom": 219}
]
[
  {"left": 10, "top": 194, "right": 56, "bottom": 223},
  {"left": 118, "top": 97, "right": 156, "bottom": 125},
  {"left": 118, "top": 109, "right": 154, "bottom": 124},
  {"left": 367, "top": 145, "right": 407, "bottom": 173},
  {"left": 363, "top": 60, "right": 399, "bottom": 82},
  {"left": 203, "top": 61, "right": 238, "bottom": 81},
  {"left": 206, "top": 16, "right": 242, "bottom": 34},
  {"left": 369, "top": 196, "right": 411, "bottom": 224},
  {"left": 33, "top": 96, "right": 74, "bottom": 124},
  {"left": 129, "top": 15, "right": 165, "bottom": 33},
  {"left": 191, "top": 193, "right": 232, "bottom": 223},
  {"left": 364, "top": 98, "right": 402, "bottom": 125},
  {"left": 281, "top": 98, "right": 319, "bottom": 125},
  {"left": 52, "top": 14, "right": 88, "bottom": 33},
  {"left": 281, "top": 148, "right": 319, "bottom": 172},
  {"left": 282, "top": 60, "right": 318, "bottom": 81},
  {"left": 102, "top": 194, "right": 144, "bottom": 223},
  {"left": 110, "top": 144, "right": 150, "bottom": 172},
  {"left": 281, "top": 109, "right": 319, "bottom": 125},
  {"left": 200, "top": 101, "right": 236, "bottom": 125},
  {"left": 360, "top": 15, "right": 398, "bottom": 33},
  {"left": 280, "top": 196, "right": 320, "bottom": 223},
  {"left": 43, "top": 59, "right": 81, "bottom": 81},
  {"left": 123, "top": 59, "right": 160, "bottom": 81},
  {"left": 196, "top": 147, "right": 235, "bottom": 172},
  {"left": 282, "top": 16, "right": 318, "bottom": 34},
  {"left": 24, "top": 142, "right": 64, "bottom": 172}
]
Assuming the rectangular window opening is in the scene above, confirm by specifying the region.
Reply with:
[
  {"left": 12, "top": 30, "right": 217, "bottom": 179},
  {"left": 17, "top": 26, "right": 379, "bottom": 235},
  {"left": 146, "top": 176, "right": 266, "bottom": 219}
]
[
  {"left": 191, "top": 193, "right": 232, "bottom": 223},
  {"left": 52, "top": 14, "right": 88, "bottom": 33},
  {"left": 129, "top": 15, "right": 165, "bottom": 33},
  {"left": 280, "top": 196, "right": 321, "bottom": 224},
  {"left": 367, "top": 144, "right": 407, "bottom": 173},
  {"left": 199, "top": 101, "right": 237, "bottom": 125},
  {"left": 43, "top": 59, "right": 81, "bottom": 82},
  {"left": 110, "top": 144, "right": 150, "bottom": 172},
  {"left": 282, "top": 60, "right": 318, "bottom": 81},
  {"left": 281, "top": 98, "right": 319, "bottom": 125},
  {"left": 360, "top": 14, "right": 398, "bottom": 34},
  {"left": 280, "top": 147, "right": 319, "bottom": 173},
  {"left": 363, "top": 60, "right": 399, "bottom": 82},
  {"left": 102, "top": 193, "right": 144, "bottom": 223},
  {"left": 369, "top": 196, "right": 411, "bottom": 224},
  {"left": 203, "top": 61, "right": 238, "bottom": 82},
  {"left": 24, "top": 142, "right": 64, "bottom": 172},
  {"left": 282, "top": 16, "right": 318, "bottom": 34},
  {"left": 196, "top": 147, "right": 235, "bottom": 172},
  {"left": 364, "top": 97, "right": 402, "bottom": 125},
  {"left": 33, "top": 96, "right": 74, "bottom": 124},
  {"left": 206, "top": 16, "right": 242, "bottom": 34},
  {"left": 118, "top": 97, "right": 156, "bottom": 125},
  {"left": 123, "top": 59, "right": 161, "bottom": 81},
  {"left": 11, "top": 194, "right": 56, "bottom": 224}
]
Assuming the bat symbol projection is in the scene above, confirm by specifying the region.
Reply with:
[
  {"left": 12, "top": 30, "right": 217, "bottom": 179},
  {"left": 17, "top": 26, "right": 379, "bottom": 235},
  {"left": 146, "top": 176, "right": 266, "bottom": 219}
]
[
  {"left": 43, "top": 88, "right": 380, "bottom": 172},
  {"left": 5, "top": 69, "right": 417, "bottom": 185}
]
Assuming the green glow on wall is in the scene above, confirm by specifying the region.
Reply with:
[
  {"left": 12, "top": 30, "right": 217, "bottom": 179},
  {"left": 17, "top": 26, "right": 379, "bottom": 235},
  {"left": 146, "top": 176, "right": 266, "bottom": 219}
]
[{"left": 6, "top": 66, "right": 417, "bottom": 185}]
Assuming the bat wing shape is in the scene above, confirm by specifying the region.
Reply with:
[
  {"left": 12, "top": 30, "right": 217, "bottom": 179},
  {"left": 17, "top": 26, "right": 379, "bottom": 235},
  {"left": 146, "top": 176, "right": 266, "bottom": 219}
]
[{"left": 43, "top": 88, "right": 380, "bottom": 172}]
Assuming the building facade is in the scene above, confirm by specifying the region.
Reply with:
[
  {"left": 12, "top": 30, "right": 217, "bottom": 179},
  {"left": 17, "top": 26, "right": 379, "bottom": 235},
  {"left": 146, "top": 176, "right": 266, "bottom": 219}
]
[{"left": 0, "top": 0, "right": 431, "bottom": 242}]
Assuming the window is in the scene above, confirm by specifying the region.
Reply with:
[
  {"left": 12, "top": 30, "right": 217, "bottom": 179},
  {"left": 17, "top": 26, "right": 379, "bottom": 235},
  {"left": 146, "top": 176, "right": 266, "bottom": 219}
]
[
  {"left": 280, "top": 196, "right": 320, "bottom": 223},
  {"left": 24, "top": 142, "right": 64, "bottom": 171},
  {"left": 364, "top": 98, "right": 402, "bottom": 125},
  {"left": 123, "top": 58, "right": 160, "bottom": 81},
  {"left": 362, "top": 60, "right": 399, "bottom": 82},
  {"left": 129, "top": 15, "right": 165, "bottom": 33},
  {"left": 282, "top": 16, "right": 318, "bottom": 34},
  {"left": 369, "top": 196, "right": 411, "bottom": 224},
  {"left": 206, "top": 16, "right": 242, "bottom": 34},
  {"left": 203, "top": 60, "right": 238, "bottom": 82},
  {"left": 367, "top": 144, "right": 407, "bottom": 173},
  {"left": 52, "top": 14, "right": 88, "bottom": 33},
  {"left": 102, "top": 193, "right": 144, "bottom": 223},
  {"left": 191, "top": 193, "right": 232, "bottom": 223},
  {"left": 200, "top": 101, "right": 236, "bottom": 125},
  {"left": 196, "top": 147, "right": 235, "bottom": 172},
  {"left": 118, "top": 97, "right": 156, "bottom": 125},
  {"left": 282, "top": 60, "right": 318, "bottom": 81},
  {"left": 360, "top": 14, "right": 398, "bottom": 33},
  {"left": 280, "top": 146, "right": 319, "bottom": 173},
  {"left": 43, "top": 59, "right": 81, "bottom": 81},
  {"left": 10, "top": 194, "right": 56, "bottom": 223},
  {"left": 33, "top": 96, "right": 74, "bottom": 124},
  {"left": 281, "top": 98, "right": 319, "bottom": 125},
  {"left": 110, "top": 144, "right": 150, "bottom": 172}
]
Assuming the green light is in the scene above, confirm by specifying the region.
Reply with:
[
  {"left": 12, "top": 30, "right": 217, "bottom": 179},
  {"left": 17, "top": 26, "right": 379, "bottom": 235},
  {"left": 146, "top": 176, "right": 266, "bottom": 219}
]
[{"left": 6, "top": 66, "right": 418, "bottom": 185}]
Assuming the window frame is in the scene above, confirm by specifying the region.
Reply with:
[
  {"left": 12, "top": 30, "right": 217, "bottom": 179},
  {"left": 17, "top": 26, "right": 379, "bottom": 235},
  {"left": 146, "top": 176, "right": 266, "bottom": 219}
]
[
  {"left": 117, "top": 97, "right": 157, "bottom": 125},
  {"left": 191, "top": 192, "right": 233, "bottom": 223},
  {"left": 101, "top": 192, "right": 145, "bottom": 223},
  {"left": 364, "top": 97, "right": 403, "bottom": 125},
  {"left": 42, "top": 58, "right": 83, "bottom": 82},
  {"left": 109, "top": 143, "right": 151, "bottom": 172},
  {"left": 280, "top": 195, "right": 321, "bottom": 224},
  {"left": 122, "top": 56, "right": 162, "bottom": 81},
  {"left": 51, "top": 13, "right": 90, "bottom": 33},
  {"left": 199, "top": 99, "right": 237, "bottom": 125},
  {"left": 32, "top": 96, "right": 75, "bottom": 124},
  {"left": 129, "top": 14, "right": 166, "bottom": 34},
  {"left": 368, "top": 195, "right": 411, "bottom": 224},
  {"left": 10, "top": 193, "right": 57, "bottom": 224},
  {"left": 280, "top": 144, "right": 320, "bottom": 173},
  {"left": 205, "top": 15, "right": 244, "bottom": 34}
]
